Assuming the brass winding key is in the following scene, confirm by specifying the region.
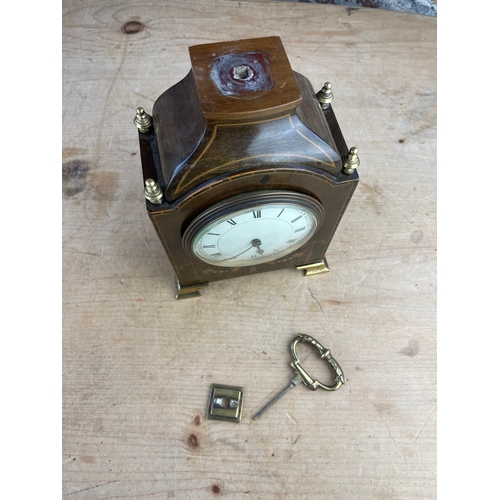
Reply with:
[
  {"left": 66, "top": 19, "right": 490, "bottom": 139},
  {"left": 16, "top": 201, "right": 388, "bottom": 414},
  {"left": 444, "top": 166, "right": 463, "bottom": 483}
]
[{"left": 253, "top": 333, "right": 345, "bottom": 420}]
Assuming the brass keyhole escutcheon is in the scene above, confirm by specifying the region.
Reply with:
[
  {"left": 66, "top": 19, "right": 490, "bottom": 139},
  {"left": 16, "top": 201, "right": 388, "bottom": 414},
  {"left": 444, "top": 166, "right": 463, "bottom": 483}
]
[{"left": 207, "top": 384, "right": 244, "bottom": 423}]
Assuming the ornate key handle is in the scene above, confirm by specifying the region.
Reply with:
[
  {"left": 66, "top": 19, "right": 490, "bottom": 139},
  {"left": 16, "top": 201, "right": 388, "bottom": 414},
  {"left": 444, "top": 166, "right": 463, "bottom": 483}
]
[{"left": 290, "top": 333, "right": 345, "bottom": 391}]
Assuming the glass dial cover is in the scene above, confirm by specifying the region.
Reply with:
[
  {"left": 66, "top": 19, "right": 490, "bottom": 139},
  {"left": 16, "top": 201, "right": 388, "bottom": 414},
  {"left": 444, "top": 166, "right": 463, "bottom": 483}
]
[{"left": 183, "top": 191, "right": 324, "bottom": 267}]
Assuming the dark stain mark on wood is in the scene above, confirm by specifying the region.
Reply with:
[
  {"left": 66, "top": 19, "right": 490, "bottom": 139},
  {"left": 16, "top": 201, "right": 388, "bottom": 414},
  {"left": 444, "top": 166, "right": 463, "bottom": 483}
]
[
  {"left": 400, "top": 340, "right": 420, "bottom": 358},
  {"left": 62, "top": 160, "right": 90, "bottom": 197},
  {"left": 63, "top": 160, "right": 89, "bottom": 180},
  {"left": 187, "top": 434, "right": 199, "bottom": 448},
  {"left": 121, "top": 21, "right": 144, "bottom": 34},
  {"left": 211, "top": 484, "right": 221, "bottom": 494},
  {"left": 62, "top": 156, "right": 118, "bottom": 203},
  {"left": 399, "top": 138, "right": 405, "bottom": 143},
  {"left": 346, "top": 7, "right": 360, "bottom": 15},
  {"left": 193, "top": 414, "right": 201, "bottom": 426}
]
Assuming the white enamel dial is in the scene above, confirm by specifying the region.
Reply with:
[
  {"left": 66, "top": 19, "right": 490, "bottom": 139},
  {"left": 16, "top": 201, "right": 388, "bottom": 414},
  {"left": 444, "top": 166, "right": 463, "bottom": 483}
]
[{"left": 190, "top": 198, "right": 320, "bottom": 267}]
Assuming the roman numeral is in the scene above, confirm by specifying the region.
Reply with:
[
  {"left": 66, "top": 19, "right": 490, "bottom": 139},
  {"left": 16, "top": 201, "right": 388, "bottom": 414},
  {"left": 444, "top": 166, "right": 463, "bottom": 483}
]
[
  {"left": 207, "top": 232, "right": 220, "bottom": 236},
  {"left": 286, "top": 239, "right": 298, "bottom": 243},
  {"left": 294, "top": 227, "right": 305, "bottom": 233},
  {"left": 203, "top": 245, "right": 216, "bottom": 248},
  {"left": 291, "top": 215, "right": 303, "bottom": 223},
  {"left": 253, "top": 210, "right": 261, "bottom": 218},
  {"left": 277, "top": 209, "right": 284, "bottom": 218},
  {"left": 211, "top": 252, "right": 222, "bottom": 257},
  {"left": 227, "top": 219, "right": 237, "bottom": 226}
]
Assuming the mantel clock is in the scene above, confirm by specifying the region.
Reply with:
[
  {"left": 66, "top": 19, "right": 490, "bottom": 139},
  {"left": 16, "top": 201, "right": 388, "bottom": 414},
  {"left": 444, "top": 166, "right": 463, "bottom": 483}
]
[{"left": 134, "top": 36, "right": 360, "bottom": 299}]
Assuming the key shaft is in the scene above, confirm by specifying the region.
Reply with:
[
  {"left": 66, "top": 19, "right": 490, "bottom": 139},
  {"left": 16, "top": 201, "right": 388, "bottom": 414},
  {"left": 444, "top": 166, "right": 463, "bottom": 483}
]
[{"left": 253, "top": 375, "right": 303, "bottom": 420}]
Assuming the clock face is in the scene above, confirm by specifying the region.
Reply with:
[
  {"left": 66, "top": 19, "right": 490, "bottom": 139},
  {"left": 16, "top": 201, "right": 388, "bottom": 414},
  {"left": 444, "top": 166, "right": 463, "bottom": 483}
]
[{"left": 183, "top": 191, "right": 324, "bottom": 267}]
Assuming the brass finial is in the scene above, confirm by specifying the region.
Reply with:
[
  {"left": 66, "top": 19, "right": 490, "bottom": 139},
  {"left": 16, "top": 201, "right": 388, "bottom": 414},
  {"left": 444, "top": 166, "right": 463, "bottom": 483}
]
[
  {"left": 144, "top": 178, "right": 163, "bottom": 204},
  {"left": 342, "top": 147, "right": 360, "bottom": 175},
  {"left": 134, "top": 107, "right": 152, "bottom": 133},
  {"left": 316, "top": 82, "right": 334, "bottom": 110}
]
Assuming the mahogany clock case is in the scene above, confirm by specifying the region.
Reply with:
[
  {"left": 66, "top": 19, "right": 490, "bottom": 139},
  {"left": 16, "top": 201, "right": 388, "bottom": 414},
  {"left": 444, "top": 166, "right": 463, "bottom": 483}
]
[{"left": 136, "top": 37, "right": 359, "bottom": 292}]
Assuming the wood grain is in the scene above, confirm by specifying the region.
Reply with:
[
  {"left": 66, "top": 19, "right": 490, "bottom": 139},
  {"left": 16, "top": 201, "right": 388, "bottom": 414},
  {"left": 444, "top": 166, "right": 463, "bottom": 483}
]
[{"left": 62, "top": 1, "right": 436, "bottom": 498}]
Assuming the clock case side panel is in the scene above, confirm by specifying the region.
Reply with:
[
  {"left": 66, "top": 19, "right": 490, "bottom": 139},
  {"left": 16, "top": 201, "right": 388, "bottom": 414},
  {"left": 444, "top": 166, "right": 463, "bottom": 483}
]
[
  {"left": 293, "top": 71, "right": 348, "bottom": 160},
  {"left": 151, "top": 70, "right": 207, "bottom": 190}
]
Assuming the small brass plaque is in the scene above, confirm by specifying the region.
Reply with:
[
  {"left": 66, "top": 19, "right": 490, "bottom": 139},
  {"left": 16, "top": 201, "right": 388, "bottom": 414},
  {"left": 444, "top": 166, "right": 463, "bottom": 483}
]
[{"left": 206, "top": 384, "right": 244, "bottom": 423}]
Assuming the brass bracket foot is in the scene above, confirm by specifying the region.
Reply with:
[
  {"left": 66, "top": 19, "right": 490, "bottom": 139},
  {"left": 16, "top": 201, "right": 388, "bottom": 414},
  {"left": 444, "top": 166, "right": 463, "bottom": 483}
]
[
  {"left": 296, "top": 258, "right": 330, "bottom": 276},
  {"left": 175, "top": 281, "right": 209, "bottom": 299}
]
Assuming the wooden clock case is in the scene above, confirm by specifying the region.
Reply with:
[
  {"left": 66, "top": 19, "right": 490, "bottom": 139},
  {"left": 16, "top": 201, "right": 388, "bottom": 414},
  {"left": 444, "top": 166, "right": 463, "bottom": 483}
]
[{"left": 136, "top": 36, "right": 359, "bottom": 298}]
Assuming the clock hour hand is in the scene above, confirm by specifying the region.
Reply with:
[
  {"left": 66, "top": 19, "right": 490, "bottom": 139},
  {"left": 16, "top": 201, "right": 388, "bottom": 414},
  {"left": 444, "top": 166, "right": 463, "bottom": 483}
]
[
  {"left": 222, "top": 239, "right": 264, "bottom": 261},
  {"left": 251, "top": 239, "right": 265, "bottom": 255}
]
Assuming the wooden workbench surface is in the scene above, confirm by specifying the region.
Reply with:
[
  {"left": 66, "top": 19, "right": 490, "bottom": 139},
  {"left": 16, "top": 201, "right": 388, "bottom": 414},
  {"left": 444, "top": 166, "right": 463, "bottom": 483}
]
[{"left": 62, "top": 1, "right": 436, "bottom": 498}]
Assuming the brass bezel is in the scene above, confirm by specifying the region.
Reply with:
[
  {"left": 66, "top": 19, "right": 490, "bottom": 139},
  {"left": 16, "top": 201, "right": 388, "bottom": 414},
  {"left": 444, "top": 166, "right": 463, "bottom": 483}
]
[{"left": 182, "top": 190, "right": 325, "bottom": 267}]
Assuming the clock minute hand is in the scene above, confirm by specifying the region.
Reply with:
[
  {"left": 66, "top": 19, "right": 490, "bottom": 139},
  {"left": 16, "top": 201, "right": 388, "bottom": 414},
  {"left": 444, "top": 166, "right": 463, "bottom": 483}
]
[{"left": 221, "top": 244, "right": 254, "bottom": 261}]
